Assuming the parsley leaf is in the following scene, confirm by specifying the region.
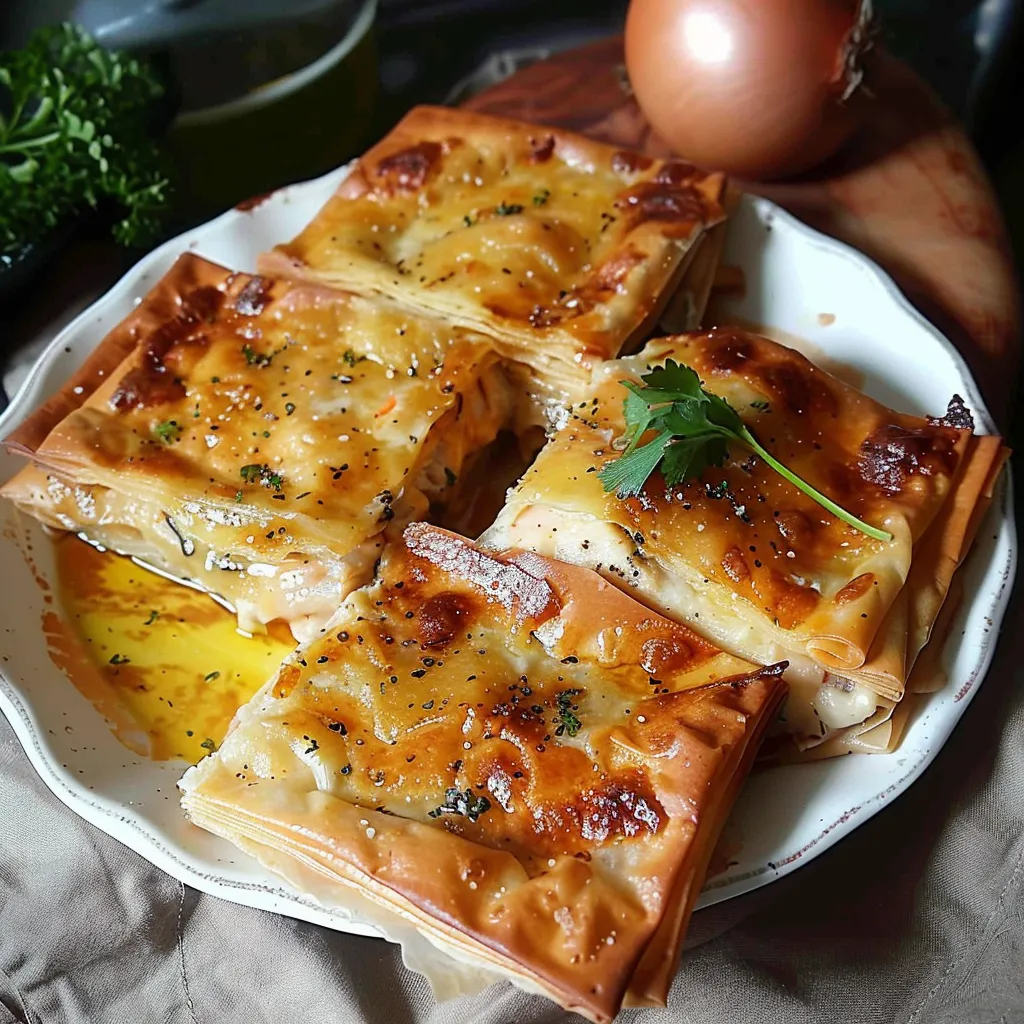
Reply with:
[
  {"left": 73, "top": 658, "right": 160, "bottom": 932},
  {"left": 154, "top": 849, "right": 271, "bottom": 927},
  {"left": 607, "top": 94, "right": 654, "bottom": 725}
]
[
  {"left": 597, "top": 428, "right": 673, "bottom": 497},
  {"left": 598, "top": 360, "right": 892, "bottom": 542},
  {"left": 494, "top": 201, "right": 523, "bottom": 216},
  {"left": 660, "top": 431, "right": 730, "bottom": 487}
]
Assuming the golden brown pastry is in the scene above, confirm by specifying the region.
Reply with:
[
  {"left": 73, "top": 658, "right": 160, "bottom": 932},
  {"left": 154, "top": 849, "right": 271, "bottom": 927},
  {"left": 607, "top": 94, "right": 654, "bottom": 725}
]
[
  {"left": 481, "top": 329, "right": 1007, "bottom": 752},
  {"left": 259, "top": 105, "right": 726, "bottom": 413},
  {"left": 2, "top": 254, "right": 512, "bottom": 640},
  {"left": 180, "top": 523, "right": 786, "bottom": 1021}
]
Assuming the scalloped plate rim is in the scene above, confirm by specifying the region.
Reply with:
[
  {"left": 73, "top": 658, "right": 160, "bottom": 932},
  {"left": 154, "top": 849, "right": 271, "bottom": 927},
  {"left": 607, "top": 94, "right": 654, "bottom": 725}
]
[{"left": 0, "top": 165, "right": 1015, "bottom": 938}]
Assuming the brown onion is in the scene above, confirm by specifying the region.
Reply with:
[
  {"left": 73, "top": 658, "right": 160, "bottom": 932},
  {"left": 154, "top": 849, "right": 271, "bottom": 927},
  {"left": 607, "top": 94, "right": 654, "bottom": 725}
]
[{"left": 624, "top": 0, "right": 875, "bottom": 179}]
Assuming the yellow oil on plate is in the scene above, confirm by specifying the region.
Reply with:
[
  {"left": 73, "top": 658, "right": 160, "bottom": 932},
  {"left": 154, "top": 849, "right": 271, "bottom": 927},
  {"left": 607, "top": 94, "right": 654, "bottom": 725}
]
[{"left": 51, "top": 535, "right": 295, "bottom": 762}]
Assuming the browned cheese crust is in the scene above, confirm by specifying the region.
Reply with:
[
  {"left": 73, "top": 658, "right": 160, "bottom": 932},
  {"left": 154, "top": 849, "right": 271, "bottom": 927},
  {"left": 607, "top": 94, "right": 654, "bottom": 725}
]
[
  {"left": 180, "top": 524, "right": 786, "bottom": 1021},
  {"left": 2, "top": 254, "right": 512, "bottom": 637},
  {"left": 260, "top": 105, "right": 726, "bottom": 400}
]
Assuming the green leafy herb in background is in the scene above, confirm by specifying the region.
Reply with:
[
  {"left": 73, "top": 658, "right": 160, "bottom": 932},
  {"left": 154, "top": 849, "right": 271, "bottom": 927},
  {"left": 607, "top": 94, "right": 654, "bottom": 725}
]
[
  {"left": 598, "top": 360, "right": 892, "bottom": 543},
  {"left": 0, "top": 23, "right": 170, "bottom": 263}
]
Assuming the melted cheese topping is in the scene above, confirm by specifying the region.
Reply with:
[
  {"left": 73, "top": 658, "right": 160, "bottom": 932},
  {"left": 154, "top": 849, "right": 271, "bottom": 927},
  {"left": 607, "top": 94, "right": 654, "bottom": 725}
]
[
  {"left": 265, "top": 106, "right": 725, "bottom": 393},
  {"left": 3, "top": 256, "right": 513, "bottom": 637},
  {"left": 224, "top": 526, "right": 758, "bottom": 856},
  {"left": 482, "top": 329, "right": 973, "bottom": 684},
  {"left": 181, "top": 525, "right": 785, "bottom": 1020}
]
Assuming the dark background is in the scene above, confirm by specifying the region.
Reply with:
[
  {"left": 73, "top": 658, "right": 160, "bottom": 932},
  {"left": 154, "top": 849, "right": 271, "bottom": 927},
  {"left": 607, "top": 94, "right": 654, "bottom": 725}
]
[
  {"left": 371, "top": 0, "right": 1023, "bottom": 248},
  {"left": 1, "top": 0, "right": 1021, "bottom": 406}
]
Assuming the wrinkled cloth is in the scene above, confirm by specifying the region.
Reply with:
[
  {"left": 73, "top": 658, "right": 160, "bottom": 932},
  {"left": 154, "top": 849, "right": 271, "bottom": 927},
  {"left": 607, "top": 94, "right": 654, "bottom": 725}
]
[{"left": 1, "top": 585, "right": 1022, "bottom": 1024}]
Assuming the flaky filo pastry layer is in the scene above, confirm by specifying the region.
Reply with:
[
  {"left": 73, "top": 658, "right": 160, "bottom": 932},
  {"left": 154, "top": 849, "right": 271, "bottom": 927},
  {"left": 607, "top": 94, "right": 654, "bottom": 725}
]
[
  {"left": 1, "top": 254, "right": 514, "bottom": 641},
  {"left": 259, "top": 105, "right": 727, "bottom": 408},
  {"left": 481, "top": 329, "right": 1008, "bottom": 753},
  {"left": 180, "top": 524, "right": 786, "bottom": 1022}
]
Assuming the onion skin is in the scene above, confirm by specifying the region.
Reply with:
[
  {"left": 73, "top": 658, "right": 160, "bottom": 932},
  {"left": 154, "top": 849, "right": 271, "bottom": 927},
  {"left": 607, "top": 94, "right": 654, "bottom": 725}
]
[{"left": 625, "top": 0, "right": 874, "bottom": 180}]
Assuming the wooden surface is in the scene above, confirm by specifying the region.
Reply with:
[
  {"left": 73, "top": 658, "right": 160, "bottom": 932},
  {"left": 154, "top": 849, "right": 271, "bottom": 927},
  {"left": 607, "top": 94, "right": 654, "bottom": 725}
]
[{"left": 463, "top": 36, "right": 1020, "bottom": 422}]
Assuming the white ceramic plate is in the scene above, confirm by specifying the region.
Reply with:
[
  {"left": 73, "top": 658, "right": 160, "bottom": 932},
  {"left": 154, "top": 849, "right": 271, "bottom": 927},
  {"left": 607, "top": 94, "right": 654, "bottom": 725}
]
[{"left": 0, "top": 168, "right": 1015, "bottom": 937}]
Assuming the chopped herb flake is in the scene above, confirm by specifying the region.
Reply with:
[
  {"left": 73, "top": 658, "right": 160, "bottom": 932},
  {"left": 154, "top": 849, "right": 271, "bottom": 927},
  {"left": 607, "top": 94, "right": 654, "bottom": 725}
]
[
  {"left": 495, "top": 202, "right": 523, "bottom": 216},
  {"left": 109, "top": 653, "right": 130, "bottom": 665},
  {"left": 241, "top": 343, "right": 281, "bottom": 368},
  {"left": 153, "top": 420, "right": 181, "bottom": 444},
  {"left": 200, "top": 737, "right": 217, "bottom": 753},
  {"left": 555, "top": 689, "right": 582, "bottom": 737},
  {"left": 427, "top": 787, "right": 492, "bottom": 822},
  {"left": 204, "top": 671, "right": 220, "bottom": 682},
  {"left": 533, "top": 189, "right": 551, "bottom": 206},
  {"left": 240, "top": 463, "right": 284, "bottom": 492},
  {"left": 144, "top": 610, "right": 159, "bottom": 626}
]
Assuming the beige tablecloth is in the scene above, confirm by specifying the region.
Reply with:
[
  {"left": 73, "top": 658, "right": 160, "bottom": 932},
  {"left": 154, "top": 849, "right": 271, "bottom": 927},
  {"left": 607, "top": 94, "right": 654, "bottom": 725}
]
[{"left": 1, "top": 578, "right": 1022, "bottom": 1024}]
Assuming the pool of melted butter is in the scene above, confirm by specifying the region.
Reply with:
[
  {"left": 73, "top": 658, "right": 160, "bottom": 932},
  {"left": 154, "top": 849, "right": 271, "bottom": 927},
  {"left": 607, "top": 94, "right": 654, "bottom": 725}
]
[{"left": 52, "top": 535, "right": 295, "bottom": 762}]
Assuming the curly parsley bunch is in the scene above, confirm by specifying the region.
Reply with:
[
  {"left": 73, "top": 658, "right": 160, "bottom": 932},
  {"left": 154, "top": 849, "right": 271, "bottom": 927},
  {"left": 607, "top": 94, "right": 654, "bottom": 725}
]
[{"left": 0, "top": 23, "right": 171, "bottom": 264}]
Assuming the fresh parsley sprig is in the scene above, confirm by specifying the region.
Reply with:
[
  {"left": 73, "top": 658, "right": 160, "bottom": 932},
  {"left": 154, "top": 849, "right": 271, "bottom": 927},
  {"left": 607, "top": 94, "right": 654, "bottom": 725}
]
[
  {"left": 598, "top": 360, "right": 892, "bottom": 543},
  {"left": 0, "top": 23, "right": 170, "bottom": 262}
]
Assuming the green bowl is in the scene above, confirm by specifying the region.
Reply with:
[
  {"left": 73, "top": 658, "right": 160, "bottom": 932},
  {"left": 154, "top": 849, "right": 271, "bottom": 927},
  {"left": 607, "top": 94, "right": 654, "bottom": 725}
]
[{"left": 166, "top": 0, "right": 378, "bottom": 218}]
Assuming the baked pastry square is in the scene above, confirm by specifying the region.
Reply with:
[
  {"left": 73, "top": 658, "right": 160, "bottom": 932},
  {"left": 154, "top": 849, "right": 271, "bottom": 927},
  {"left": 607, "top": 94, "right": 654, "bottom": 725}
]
[
  {"left": 179, "top": 524, "right": 786, "bottom": 1021},
  {"left": 481, "top": 329, "right": 1006, "bottom": 752},
  {"left": 2, "top": 254, "right": 512, "bottom": 640},
  {"left": 260, "top": 105, "right": 726, "bottom": 409}
]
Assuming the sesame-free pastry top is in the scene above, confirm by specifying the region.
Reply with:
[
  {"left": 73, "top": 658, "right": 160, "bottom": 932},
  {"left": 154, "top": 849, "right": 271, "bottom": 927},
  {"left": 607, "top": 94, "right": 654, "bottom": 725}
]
[
  {"left": 179, "top": 523, "right": 786, "bottom": 1022},
  {"left": 260, "top": 105, "right": 726, "bottom": 408},
  {"left": 1, "top": 254, "right": 513, "bottom": 640},
  {"left": 481, "top": 328, "right": 1007, "bottom": 754}
]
